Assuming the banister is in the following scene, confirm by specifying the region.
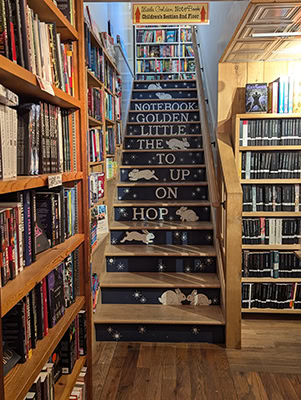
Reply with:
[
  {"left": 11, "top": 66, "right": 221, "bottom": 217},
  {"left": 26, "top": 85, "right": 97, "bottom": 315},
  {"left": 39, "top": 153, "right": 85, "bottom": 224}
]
[{"left": 192, "top": 27, "right": 220, "bottom": 208}]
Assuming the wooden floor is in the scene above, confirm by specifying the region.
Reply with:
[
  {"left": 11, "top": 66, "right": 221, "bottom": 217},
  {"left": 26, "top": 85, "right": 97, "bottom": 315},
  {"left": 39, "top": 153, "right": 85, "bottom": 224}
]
[{"left": 92, "top": 318, "right": 301, "bottom": 399}]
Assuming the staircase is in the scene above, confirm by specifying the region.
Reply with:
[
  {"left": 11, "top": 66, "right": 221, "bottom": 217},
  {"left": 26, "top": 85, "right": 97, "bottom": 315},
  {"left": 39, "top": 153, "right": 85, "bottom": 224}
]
[{"left": 94, "top": 79, "right": 225, "bottom": 343}]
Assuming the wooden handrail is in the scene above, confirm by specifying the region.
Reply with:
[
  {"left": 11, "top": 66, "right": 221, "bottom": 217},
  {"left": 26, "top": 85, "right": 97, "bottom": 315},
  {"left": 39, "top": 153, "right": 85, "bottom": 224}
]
[{"left": 192, "top": 27, "right": 220, "bottom": 208}]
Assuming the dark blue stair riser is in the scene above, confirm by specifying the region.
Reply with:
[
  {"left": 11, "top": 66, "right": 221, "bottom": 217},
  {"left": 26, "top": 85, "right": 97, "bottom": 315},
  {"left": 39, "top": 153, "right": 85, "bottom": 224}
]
[
  {"left": 122, "top": 151, "right": 204, "bottom": 166},
  {"left": 95, "top": 324, "right": 225, "bottom": 343},
  {"left": 128, "top": 111, "right": 200, "bottom": 124},
  {"left": 127, "top": 123, "right": 201, "bottom": 136},
  {"left": 114, "top": 205, "right": 210, "bottom": 222},
  {"left": 117, "top": 186, "right": 208, "bottom": 201},
  {"left": 124, "top": 136, "right": 202, "bottom": 150},
  {"left": 132, "top": 90, "right": 197, "bottom": 100},
  {"left": 101, "top": 288, "right": 220, "bottom": 305},
  {"left": 134, "top": 81, "right": 197, "bottom": 90},
  {"left": 106, "top": 256, "right": 216, "bottom": 273},
  {"left": 130, "top": 99, "right": 198, "bottom": 111},
  {"left": 120, "top": 167, "right": 206, "bottom": 183},
  {"left": 110, "top": 229, "right": 213, "bottom": 246}
]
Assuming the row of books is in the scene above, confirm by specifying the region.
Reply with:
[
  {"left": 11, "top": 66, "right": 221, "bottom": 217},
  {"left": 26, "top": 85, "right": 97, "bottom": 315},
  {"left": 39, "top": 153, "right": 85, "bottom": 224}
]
[
  {"left": 179, "top": 45, "right": 194, "bottom": 57},
  {"left": 180, "top": 28, "right": 192, "bottom": 42},
  {"left": 88, "top": 172, "right": 105, "bottom": 208},
  {"left": 104, "top": 60, "right": 115, "bottom": 94},
  {"left": 242, "top": 282, "right": 301, "bottom": 309},
  {"left": 242, "top": 218, "right": 301, "bottom": 245},
  {"left": 55, "top": 0, "right": 75, "bottom": 26},
  {"left": 88, "top": 128, "right": 104, "bottom": 163},
  {"left": 88, "top": 88, "right": 103, "bottom": 122},
  {"left": 106, "top": 128, "right": 116, "bottom": 156},
  {"left": 137, "top": 59, "right": 182, "bottom": 73},
  {"left": 136, "top": 45, "right": 179, "bottom": 58},
  {"left": 0, "top": 2, "right": 74, "bottom": 94},
  {"left": 2, "top": 251, "right": 81, "bottom": 365},
  {"left": 106, "top": 158, "right": 117, "bottom": 180},
  {"left": 136, "top": 29, "right": 178, "bottom": 43},
  {"left": 239, "top": 118, "right": 301, "bottom": 146},
  {"left": 241, "top": 151, "right": 301, "bottom": 179},
  {"left": 105, "top": 93, "right": 115, "bottom": 121},
  {"left": 181, "top": 59, "right": 195, "bottom": 73},
  {"left": 242, "top": 184, "right": 300, "bottom": 212},
  {"left": 136, "top": 73, "right": 181, "bottom": 80},
  {"left": 92, "top": 273, "right": 100, "bottom": 313},
  {"left": 90, "top": 205, "right": 108, "bottom": 250},
  {"left": 85, "top": 22, "right": 105, "bottom": 83},
  {"left": 242, "top": 250, "right": 301, "bottom": 278},
  {"left": 0, "top": 186, "right": 77, "bottom": 287},
  {"left": 116, "top": 122, "right": 122, "bottom": 145}
]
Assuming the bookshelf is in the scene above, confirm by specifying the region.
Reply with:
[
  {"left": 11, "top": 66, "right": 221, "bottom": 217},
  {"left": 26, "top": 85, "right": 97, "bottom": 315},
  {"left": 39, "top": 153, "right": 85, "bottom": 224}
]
[
  {"left": 0, "top": 0, "right": 92, "bottom": 399},
  {"left": 134, "top": 25, "right": 196, "bottom": 80}
]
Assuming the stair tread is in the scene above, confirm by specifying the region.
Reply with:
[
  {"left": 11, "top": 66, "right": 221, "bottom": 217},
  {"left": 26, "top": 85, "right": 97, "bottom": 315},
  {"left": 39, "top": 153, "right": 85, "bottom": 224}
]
[
  {"left": 100, "top": 272, "right": 220, "bottom": 288},
  {"left": 105, "top": 244, "right": 216, "bottom": 257},
  {"left": 114, "top": 200, "right": 210, "bottom": 206},
  {"left": 117, "top": 182, "right": 207, "bottom": 187},
  {"left": 123, "top": 149, "right": 202, "bottom": 152},
  {"left": 110, "top": 221, "right": 213, "bottom": 230},
  {"left": 94, "top": 304, "right": 225, "bottom": 325},
  {"left": 120, "top": 165, "right": 205, "bottom": 168}
]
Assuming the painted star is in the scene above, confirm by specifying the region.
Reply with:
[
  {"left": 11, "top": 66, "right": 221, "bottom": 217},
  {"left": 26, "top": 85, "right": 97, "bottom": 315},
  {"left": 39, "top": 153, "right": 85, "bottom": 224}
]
[
  {"left": 180, "top": 158, "right": 184, "bottom": 162},
  {"left": 192, "top": 192, "right": 196, "bottom": 197},
  {"left": 169, "top": 216, "right": 174, "bottom": 221},
  {"left": 148, "top": 160, "right": 152, "bottom": 164},
  {"left": 138, "top": 326, "right": 147, "bottom": 334},
  {"left": 133, "top": 291, "right": 141, "bottom": 299},
  {"left": 131, "top": 117, "right": 135, "bottom": 121},
  {"left": 212, "top": 297, "right": 219, "bottom": 305},
  {"left": 194, "top": 115, "right": 198, "bottom": 120},
  {"left": 185, "top": 266, "right": 191, "bottom": 273},
  {"left": 192, "top": 160, "right": 196, "bottom": 164},
  {"left": 196, "top": 261, "right": 205, "bottom": 271},
  {"left": 140, "top": 296, "right": 147, "bottom": 303},
  {"left": 133, "top": 194, "right": 137, "bottom": 198},
  {"left": 191, "top": 128, "right": 195, "bottom": 133},
  {"left": 192, "top": 327, "right": 200, "bottom": 335},
  {"left": 121, "top": 170, "right": 126, "bottom": 174},
  {"left": 117, "top": 263, "right": 125, "bottom": 271},
  {"left": 107, "top": 327, "right": 113, "bottom": 333},
  {"left": 131, "top": 155, "right": 136, "bottom": 160},
  {"left": 201, "top": 195, "right": 206, "bottom": 199},
  {"left": 196, "top": 187, "right": 201, "bottom": 192},
  {"left": 111, "top": 237, "right": 118, "bottom": 245},
  {"left": 206, "top": 234, "right": 212, "bottom": 241},
  {"left": 124, "top": 189, "right": 130, "bottom": 194},
  {"left": 206, "top": 258, "right": 213, "bottom": 264},
  {"left": 187, "top": 93, "right": 191, "bottom": 97},
  {"left": 181, "top": 233, "right": 187, "bottom": 241},
  {"left": 125, "top": 161, "right": 129, "bottom": 165},
  {"left": 174, "top": 232, "right": 180, "bottom": 238},
  {"left": 108, "top": 258, "right": 115, "bottom": 264},
  {"left": 118, "top": 196, "right": 122, "bottom": 200},
  {"left": 127, "top": 145, "right": 130, "bottom": 149},
  {"left": 193, "top": 174, "right": 198, "bottom": 178},
  {"left": 113, "top": 332, "right": 122, "bottom": 341}
]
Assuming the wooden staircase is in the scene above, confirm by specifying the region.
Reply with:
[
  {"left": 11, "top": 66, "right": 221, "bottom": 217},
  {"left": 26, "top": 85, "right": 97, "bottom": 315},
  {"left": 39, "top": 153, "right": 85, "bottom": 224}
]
[{"left": 94, "top": 79, "right": 225, "bottom": 343}]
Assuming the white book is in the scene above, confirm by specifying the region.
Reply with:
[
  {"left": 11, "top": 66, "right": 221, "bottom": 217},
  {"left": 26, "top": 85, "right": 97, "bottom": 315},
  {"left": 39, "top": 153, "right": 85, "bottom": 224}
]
[
  {"left": 245, "top": 152, "right": 251, "bottom": 180},
  {"left": 56, "top": 33, "right": 65, "bottom": 91},
  {"left": 33, "top": 15, "right": 42, "bottom": 77},
  {"left": 11, "top": 108, "right": 17, "bottom": 178}
]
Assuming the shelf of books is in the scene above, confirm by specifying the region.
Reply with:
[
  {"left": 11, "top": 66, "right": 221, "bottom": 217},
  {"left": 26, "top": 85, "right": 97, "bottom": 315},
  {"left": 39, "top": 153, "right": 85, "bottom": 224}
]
[
  {"left": 84, "top": 7, "right": 122, "bottom": 314},
  {"left": 134, "top": 25, "right": 196, "bottom": 81},
  {"left": 232, "top": 76, "right": 301, "bottom": 314},
  {"left": 0, "top": 1, "right": 92, "bottom": 399}
]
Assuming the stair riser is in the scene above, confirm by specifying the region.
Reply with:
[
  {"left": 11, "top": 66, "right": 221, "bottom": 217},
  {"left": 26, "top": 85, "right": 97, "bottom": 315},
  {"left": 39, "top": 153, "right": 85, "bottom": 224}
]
[
  {"left": 101, "top": 288, "right": 220, "bottom": 305},
  {"left": 132, "top": 90, "right": 197, "bottom": 100},
  {"left": 120, "top": 167, "right": 206, "bottom": 183},
  {"left": 124, "top": 136, "right": 202, "bottom": 150},
  {"left": 95, "top": 324, "right": 225, "bottom": 343},
  {"left": 134, "top": 81, "right": 197, "bottom": 90},
  {"left": 110, "top": 229, "right": 213, "bottom": 246},
  {"left": 106, "top": 256, "right": 216, "bottom": 273},
  {"left": 127, "top": 123, "right": 201, "bottom": 136},
  {"left": 114, "top": 205, "right": 210, "bottom": 222},
  {"left": 128, "top": 111, "right": 200, "bottom": 124},
  {"left": 130, "top": 99, "right": 198, "bottom": 111},
  {"left": 122, "top": 151, "right": 204, "bottom": 166},
  {"left": 117, "top": 186, "right": 208, "bottom": 201}
]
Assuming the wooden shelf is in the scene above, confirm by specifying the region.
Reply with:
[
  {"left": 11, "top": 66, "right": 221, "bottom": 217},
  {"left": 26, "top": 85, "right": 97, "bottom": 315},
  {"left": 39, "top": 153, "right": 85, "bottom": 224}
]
[
  {"left": 241, "top": 179, "right": 301, "bottom": 184},
  {"left": 242, "top": 277, "right": 301, "bottom": 283},
  {"left": 0, "top": 171, "right": 83, "bottom": 195},
  {"left": 1, "top": 234, "right": 84, "bottom": 317},
  {"left": 104, "top": 87, "right": 115, "bottom": 96},
  {"left": 242, "top": 308, "right": 301, "bottom": 314},
  {"left": 54, "top": 356, "right": 86, "bottom": 400},
  {"left": 242, "top": 244, "right": 301, "bottom": 250},
  {"left": 89, "top": 161, "right": 105, "bottom": 167},
  {"left": 0, "top": 56, "right": 81, "bottom": 109},
  {"left": 242, "top": 212, "right": 301, "bottom": 217},
  {"left": 27, "top": 0, "right": 78, "bottom": 41},
  {"left": 87, "top": 70, "right": 103, "bottom": 89},
  {"left": 92, "top": 233, "right": 109, "bottom": 255},
  {"left": 105, "top": 117, "right": 115, "bottom": 125},
  {"left": 4, "top": 297, "right": 85, "bottom": 400},
  {"left": 90, "top": 198, "right": 105, "bottom": 210},
  {"left": 88, "top": 116, "right": 103, "bottom": 127},
  {"left": 240, "top": 146, "right": 301, "bottom": 151},
  {"left": 236, "top": 113, "right": 301, "bottom": 120},
  {"left": 89, "top": 29, "right": 118, "bottom": 72}
]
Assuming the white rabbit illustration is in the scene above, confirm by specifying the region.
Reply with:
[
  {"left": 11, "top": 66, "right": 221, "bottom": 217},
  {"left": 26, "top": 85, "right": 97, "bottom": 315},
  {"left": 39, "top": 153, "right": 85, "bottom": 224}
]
[
  {"left": 166, "top": 138, "right": 190, "bottom": 150},
  {"left": 155, "top": 92, "right": 172, "bottom": 100},
  {"left": 128, "top": 169, "right": 159, "bottom": 181},
  {"left": 187, "top": 290, "right": 212, "bottom": 305},
  {"left": 148, "top": 83, "right": 162, "bottom": 90},
  {"left": 176, "top": 207, "right": 199, "bottom": 222},
  {"left": 120, "top": 230, "right": 155, "bottom": 244},
  {"left": 158, "top": 288, "right": 186, "bottom": 305}
]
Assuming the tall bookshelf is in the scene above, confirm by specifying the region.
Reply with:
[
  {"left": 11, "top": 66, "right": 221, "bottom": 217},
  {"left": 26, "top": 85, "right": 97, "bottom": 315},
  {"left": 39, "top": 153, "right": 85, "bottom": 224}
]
[
  {"left": 0, "top": 1, "right": 92, "bottom": 399},
  {"left": 134, "top": 25, "right": 196, "bottom": 80}
]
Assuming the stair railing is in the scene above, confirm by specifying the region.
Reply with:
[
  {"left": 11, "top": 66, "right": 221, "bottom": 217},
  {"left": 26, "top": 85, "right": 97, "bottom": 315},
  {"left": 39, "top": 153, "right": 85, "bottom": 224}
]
[{"left": 192, "top": 27, "right": 242, "bottom": 348}]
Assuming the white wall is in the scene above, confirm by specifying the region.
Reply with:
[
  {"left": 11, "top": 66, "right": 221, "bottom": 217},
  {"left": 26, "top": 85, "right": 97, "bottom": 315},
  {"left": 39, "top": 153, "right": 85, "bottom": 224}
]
[{"left": 196, "top": 1, "right": 249, "bottom": 131}]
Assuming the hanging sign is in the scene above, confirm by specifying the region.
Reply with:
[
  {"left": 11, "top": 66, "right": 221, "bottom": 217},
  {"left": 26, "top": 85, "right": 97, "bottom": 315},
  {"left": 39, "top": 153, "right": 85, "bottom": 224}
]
[{"left": 133, "top": 3, "right": 209, "bottom": 25}]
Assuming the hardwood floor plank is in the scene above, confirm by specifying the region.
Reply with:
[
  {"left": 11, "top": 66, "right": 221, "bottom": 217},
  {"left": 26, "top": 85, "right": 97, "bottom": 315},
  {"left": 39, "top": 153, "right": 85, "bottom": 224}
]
[
  {"left": 132, "top": 368, "right": 151, "bottom": 400},
  {"left": 92, "top": 342, "right": 117, "bottom": 398},
  {"left": 176, "top": 345, "right": 191, "bottom": 400},
  {"left": 145, "top": 345, "right": 163, "bottom": 400},
  {"left": 259, "top": 373, "right": 285, "bottom": 400},
  {"left": 115, "top": 344, "right": 140, "bottom": 400},
  {"left": 277, "top": 375, "right": 300, "bottom": 400}
]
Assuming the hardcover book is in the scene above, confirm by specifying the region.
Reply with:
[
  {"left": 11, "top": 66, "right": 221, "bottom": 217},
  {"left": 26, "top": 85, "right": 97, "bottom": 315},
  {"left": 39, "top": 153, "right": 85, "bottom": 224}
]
[
  {"left": 245, "top": 83, "right": 267, "bottom": 113},
  {"left": 2, "top": 342, "right": 21, "bottom": 376},
  {"left": 46, "top": 264, "right": 65, "bottom": 328}
]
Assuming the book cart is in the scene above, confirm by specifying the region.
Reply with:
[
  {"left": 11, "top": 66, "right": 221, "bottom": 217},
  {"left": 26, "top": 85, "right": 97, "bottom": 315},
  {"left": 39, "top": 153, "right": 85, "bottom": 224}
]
[
  {"left": 134, "top": 25, "right": 196, "bottom": 80},
  {"left": 217, "top": 0, "right": 301, "bottom": 317},
  {"left": 0, "top": 0, "right": 93, "bottom": 399}
]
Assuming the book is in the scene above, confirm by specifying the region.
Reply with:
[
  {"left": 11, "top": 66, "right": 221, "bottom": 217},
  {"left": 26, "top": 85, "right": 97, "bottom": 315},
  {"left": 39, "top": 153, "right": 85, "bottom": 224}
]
[
  {"left": 2, "top": 342, "right": 21, "bottom": 376},
  {"left": 245, "top": 83, "right": 268, "bottom": 113},
  {"left": 46, "top": 263, "right": 65, "bottom": 328}
]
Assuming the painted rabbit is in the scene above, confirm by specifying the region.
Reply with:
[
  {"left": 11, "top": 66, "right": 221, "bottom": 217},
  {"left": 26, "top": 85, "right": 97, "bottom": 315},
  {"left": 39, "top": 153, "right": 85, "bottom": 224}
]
[
  {"left": 158, "top": 288, "right": 186, "bottom": 305},
  {"left": 187, "top": 290, "right": 212, "bottom": 305},
  {"left": 148, "top": 82, "right": 162, "bottom": 90},
  {"left": 128, "top": 169, "right": 159, "bottom": 181},
  {"left": 120, "top": 230, "right": 155, "bottom": 244},
  {"left": 176, "top": 207, "right": 199, "bottom": 222},
  {"left": 166, "top": 138, "right": 190, "bottom": 150}
]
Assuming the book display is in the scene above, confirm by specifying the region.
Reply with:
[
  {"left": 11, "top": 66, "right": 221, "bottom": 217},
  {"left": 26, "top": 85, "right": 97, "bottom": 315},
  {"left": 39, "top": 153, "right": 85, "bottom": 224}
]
[
  {"left": 135, "top": 25, "right": 196, "bottom": 80},
  {"left": 0, "top": 1, "right": 92, "bottom": 399}
]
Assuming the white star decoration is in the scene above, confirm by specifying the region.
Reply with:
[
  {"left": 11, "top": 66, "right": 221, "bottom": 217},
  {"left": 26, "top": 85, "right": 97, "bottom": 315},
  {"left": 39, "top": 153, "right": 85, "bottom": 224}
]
[
  {"left": 212, "top": 297, "right": 219, "bottom": 305},
  {"left": 206, "top": 234, "right": 212, "bottom": 241},
  {"left": 138, "top": 326, "right": 147, "bottom": 334},
  {"left": 108, "top": 258, "right": 115, "bottom": 264},
  {"left": 131, "top": 155, "right": 136, "bottom": 160},
  {"left": 206, "top": 258, "right": 213, "bottom": 264},
  {"left": 180, "top": 158, "right": 184, "bottom": 162},
  {"left": 107, "top": 327, "right": 113, "bottom": 333},
  {"left": 192, "top": 160, "right": 196, "bottom": 164},
  {"left": 124, "top": 189, "right": 130, "bottom": 194},
  {"left": 187, "top": 93, "right": 191, "bottom": 97},
  {"left": 192, "top": 192, "right": 196, "bottom": 197},
  {"left": 193, "top": 174, "right": 197, "bottom": 178},
  {"left": 140, "top": 296, "right": 147, "bottom": 303},
  {"left": 113, "top": 332, "right": 122, "bottom": 341},
  {"left": 185, "top": 266, "right": 191, "bottom": 272},
  {"left": 196, "top": 187, "right": 201, "bottom": 192},
  {"left": 192, "top": 327, "right": 200, "bottom": 335},
  {"left": 133, "top": 194, "right": 137, "bottom": 198},
  {"left": 169, "top": 216, "right": 174, "bottom": 221},
  {"left": 181, "top": 233, "right": 187, "bottom": 241},
  {"left": 127, "top": 145, "right": 130, "bottom": 148},
  {"left": 116, "top": 263, "right": 125, "bottom": 271},
  {"left": 157, "top": 262, "right": 166, "bottom": 272},
  {"left": 196, "top": 261, "right": 205, "bottom": 271},
  {"left": 111, "top": 237, "right": 118, "bottom": 245},
  {"left": 133, "top": 291, "right": 141, "bottom": 299},
  {"left": 174, "top": 232, "right": 180, "bottom": 238}
]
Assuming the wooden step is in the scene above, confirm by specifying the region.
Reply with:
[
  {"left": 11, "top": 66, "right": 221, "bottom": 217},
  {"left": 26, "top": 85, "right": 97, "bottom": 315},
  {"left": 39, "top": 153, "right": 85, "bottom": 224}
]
[
  {"left": 122, "top": 149, "right": 203, "bottom": 152},
  {"left": 127, "top": 121, "right": 200, "bottom": 125},
  {"left": 109, "top": 221, "right": 213, "bottom": 230},
  {"left": 94, "top": 304, "right": 225, "bottom": 325},
  {"left": 134, "top": 79, "right": 196, "bottom": 83},
  {"left": 114, "top": 200, "right": 211, "bottom": 206},
  {"left": 120, "top": 165, "right": 205, "bottom": 169},
  {"left": 117, "top": 182, "right": 208, "bottom": 187},
  {"left": 105, "top": 244, "right": 216, "bottom": 257},
  {"left": 129, "top": 109, "right": 200, "bottom": 113},
  {"left": 124, "top": 134, "right": 201, "bottom": 138},
  {"left": 99, "top": 272, "right": 220, "bottom": 288}
]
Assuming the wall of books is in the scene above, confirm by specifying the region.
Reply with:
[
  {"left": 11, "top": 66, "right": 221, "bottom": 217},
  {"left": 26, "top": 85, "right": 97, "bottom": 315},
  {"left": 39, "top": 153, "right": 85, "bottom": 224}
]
[{"left": 134, "top": 25, "right": 196, "bottom": 80}]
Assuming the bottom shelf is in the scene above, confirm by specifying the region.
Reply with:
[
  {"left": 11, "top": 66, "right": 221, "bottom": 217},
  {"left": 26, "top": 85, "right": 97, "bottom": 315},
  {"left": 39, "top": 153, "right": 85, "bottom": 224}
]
[
  {"left": 54, "top": 356, "right": 86, "bottom": 400},
  {"left": 242, "top": 308, "right": 301, "bottom": 314}
]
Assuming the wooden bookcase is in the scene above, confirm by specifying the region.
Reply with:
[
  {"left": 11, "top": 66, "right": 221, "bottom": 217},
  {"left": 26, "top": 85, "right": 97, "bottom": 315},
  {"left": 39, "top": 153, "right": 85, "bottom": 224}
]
[
  {"left": 0, "top": 0, "right": 92, "bottom": 399},
  {"left": 134, "top": 25, "right": 196, "bottom": 80}
]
